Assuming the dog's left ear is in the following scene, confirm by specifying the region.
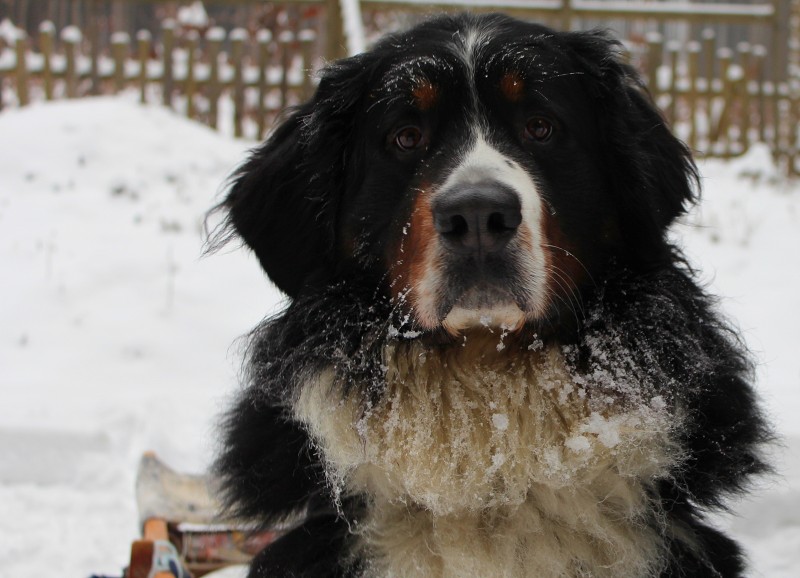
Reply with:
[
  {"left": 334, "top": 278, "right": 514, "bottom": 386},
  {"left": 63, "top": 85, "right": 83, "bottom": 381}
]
[
  {"left": 566, "top": 31, "right": 699, "bottom": 264},
  {"left": 209, "top": 53, "right": 379, "bottom": 298}
]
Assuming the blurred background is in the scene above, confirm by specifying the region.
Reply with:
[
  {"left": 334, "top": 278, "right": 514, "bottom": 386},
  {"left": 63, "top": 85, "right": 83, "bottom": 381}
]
[{"left": 0, "top": 1, "right": 798, "bottom": 577}]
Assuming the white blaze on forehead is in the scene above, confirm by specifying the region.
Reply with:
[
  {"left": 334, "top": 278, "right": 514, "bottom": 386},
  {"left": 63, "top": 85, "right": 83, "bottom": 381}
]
[
  {"left": 458, "top": 24, "right": 483, "bottom": 77},
  {"left": 456, "top": 22, "right": 498, "bottom": 80},
  {"left": 453, "top": 23, "right": 493, "bottom": 113}
]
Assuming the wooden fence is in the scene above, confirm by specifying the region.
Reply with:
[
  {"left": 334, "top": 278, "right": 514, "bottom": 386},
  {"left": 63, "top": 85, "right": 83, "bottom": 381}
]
[
  {"left": 644, "top": 30, "right": 797, "bottom": 168},
  {"left": 2, "top": 0, "right": 800, "bottom": 172},
  {"left": 348, "top": 0, "right": 800, "bottom": 172},
  {"left": 0, "top": 19, "right": 319, "bottom": 140}
]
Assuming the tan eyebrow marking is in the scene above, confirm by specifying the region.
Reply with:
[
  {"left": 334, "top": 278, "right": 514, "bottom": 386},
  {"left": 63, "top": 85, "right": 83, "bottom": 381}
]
[
  {"left": 500, "top": 72, "right": 524, "bottom": 102},
  {"left": 412, "top": 79, "right": 439, "bottom": 111}
]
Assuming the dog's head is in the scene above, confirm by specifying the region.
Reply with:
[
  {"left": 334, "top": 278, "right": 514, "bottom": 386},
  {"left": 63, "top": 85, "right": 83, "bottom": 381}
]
[{"left": 216, "top": 14, "right": 697, "bottom": 335}]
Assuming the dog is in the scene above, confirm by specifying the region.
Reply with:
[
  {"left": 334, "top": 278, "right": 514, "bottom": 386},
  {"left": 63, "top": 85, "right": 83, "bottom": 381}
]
[{"left": 212, "top": 13, "right": 771, "bottom": 578}]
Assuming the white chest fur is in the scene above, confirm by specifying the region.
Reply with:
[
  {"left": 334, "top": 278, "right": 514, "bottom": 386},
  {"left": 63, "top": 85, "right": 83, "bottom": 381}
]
[{"left": 294, "top": 334, "right": 681, "bottom": 577}]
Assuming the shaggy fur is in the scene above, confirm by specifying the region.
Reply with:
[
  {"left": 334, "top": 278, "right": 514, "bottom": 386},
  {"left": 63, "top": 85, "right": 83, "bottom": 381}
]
[{"left": 211, "top": 13, "right": 771, "bottom": 578}]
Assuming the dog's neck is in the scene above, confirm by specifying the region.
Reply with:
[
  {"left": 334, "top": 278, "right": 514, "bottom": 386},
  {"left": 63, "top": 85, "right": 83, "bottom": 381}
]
[{"left": 295, "top": 333, "right": 683, "bottom": 577}]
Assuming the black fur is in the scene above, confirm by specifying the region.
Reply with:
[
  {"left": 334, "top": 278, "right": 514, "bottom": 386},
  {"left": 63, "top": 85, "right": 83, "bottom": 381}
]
[{"left": 212, "top": 13, "right": 771, "bottom": 577}]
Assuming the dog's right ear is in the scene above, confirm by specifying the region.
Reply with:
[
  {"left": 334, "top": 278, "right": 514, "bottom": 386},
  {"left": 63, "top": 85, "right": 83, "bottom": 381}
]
[{"left": 209, "top": 53, "right": 378, "bottom": 298}]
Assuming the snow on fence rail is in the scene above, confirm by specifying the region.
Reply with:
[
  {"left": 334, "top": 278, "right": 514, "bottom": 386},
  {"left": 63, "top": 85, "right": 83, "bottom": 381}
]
[{"left": 0, "top": 19, "right": 319, "bottom": 140}]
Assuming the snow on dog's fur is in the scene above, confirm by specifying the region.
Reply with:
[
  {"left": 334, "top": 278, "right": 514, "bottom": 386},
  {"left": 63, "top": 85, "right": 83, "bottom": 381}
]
[
  {"left": 211, "top": 13, "right": 771, "bottom": 578},
  {"left": 296, "top": 335, "right": 680, "bottom": 577}
]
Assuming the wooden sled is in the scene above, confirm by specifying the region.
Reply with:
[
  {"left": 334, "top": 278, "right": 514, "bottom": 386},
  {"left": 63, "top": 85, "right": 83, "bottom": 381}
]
[{"left": 126, "top": 452, "right": 280, "bottom": 578}]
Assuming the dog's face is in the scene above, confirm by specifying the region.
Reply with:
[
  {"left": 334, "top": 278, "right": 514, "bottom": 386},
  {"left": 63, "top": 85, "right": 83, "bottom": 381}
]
[
  {"left": 219, "top": 14, "right": 696, "bottom": 336},
  {"left": 337, "top": 24, "right": 621, "bottom": 333}
]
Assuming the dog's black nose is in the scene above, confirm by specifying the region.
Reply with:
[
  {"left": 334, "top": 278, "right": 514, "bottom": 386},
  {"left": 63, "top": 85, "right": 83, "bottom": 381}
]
[{"left": 432, "top": 183, "right": 522, "bottom": 255}]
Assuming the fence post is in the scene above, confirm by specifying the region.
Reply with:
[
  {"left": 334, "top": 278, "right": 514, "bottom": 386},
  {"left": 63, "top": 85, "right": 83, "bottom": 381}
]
[
  {"left": 62, "top": 26, "right": 82, "bottom": 99},
  {"left": 206, "top": 27, "right": 224, "bottom": 130},
  {"left": 256, "top": 29, "right": 272, "bottom": 139},
  {"left": 111, "top": 32, "right": 130, "bottom": 94},
  {"left": 230, "top": 28, "right": 248, "bottom": 139},
  {"left": 185, "top": 30, "right": 199, "bottom": 120},
  {"left": 40, "top": 21, "right": 55, "bottom": 101},
  {"left": 137, "top": 30, "right": 151, "bottom": 104},
  {"left": 299, "top": 29, "right": 317, "bottom": 101},
  {"left": 15, "top": 32, "right": 29, "bottom": 106},
  {"left": 162, "top": 20, "right": 175, "bottom": 107}
]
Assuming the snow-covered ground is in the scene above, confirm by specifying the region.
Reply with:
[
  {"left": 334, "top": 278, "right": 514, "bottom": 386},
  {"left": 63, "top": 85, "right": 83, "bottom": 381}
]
[{"left": 0, "top": 97, "right": 797, "bottom": 577}]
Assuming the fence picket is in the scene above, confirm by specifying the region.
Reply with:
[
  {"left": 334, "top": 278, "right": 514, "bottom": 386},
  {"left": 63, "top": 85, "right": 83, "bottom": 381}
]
[
  {"left": 40, "top": 22, "right": 54, "bottom": 100},
  {"left": 137, "top": 30, "right": 151, "bottom": 105},
  {"left": 257, "top": 29, "right": 272, "bottom": 139},
  {"left": 162, "top": 21, "right": 175, "bottom": 107},
  {"left": 702, "top": 28, "right": 716, "bottom": 93},
  {"left": 687, "top": 42, "right": 700, "bottom": 151},
  {"left": 768, "top": 82, "right": 777, "bottom": 154},
  {"left": 112, "top": 32, "right": 129, "bottom": 93},
  {"left": 739, "top": 43, "right": 753, "bottom": 148},
  {"left": 646, "top": 32, "right": 662, "bottom": 95},
  {"left": 753, "top": 45, "right": 767, "bottom": 143},
  {"left": 15, "top": 34, "right": 29, "bottom": 106},
  {"left": 299, "top": 30, "right": 316, "bottom": 101},
  {"left": 61, "top": 26, "right": 81, "bottom": 99},
  {"left": 792, "top": 96, "right": 800, "bottom": 175},
  {"left": 667, "top": 41, "right": 680, "bottom": 124},
  {"left": 0, "top": 11, "right": 795, "bottom": 171},
  {"left": 230, "top": 28, "right": 247, "bottom": 139},
  {"left": 186, "top": 31, "right": 199, "bottom": 120},
  {"left": 279, "top": 31, "right": 294, "bottom": 113},
  {"left": 713, "top": 48, "right": 734, "bottom": 149},
  {"left": 206, "top": 27, "right": 224, "bottom": 130},
  {"left": 87, "top": 13, "right": 100, "bottom": 95}
]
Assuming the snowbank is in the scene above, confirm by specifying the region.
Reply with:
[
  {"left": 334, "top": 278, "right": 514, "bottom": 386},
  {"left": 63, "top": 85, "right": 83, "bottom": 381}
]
[{"left": 0, "top": 97, "right": 284, "bottom": 577}]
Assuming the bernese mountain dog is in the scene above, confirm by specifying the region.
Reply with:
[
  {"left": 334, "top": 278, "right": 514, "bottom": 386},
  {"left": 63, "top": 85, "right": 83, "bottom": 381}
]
[{"left": 212, "top": 13, "right": 771, "bottom": 578}]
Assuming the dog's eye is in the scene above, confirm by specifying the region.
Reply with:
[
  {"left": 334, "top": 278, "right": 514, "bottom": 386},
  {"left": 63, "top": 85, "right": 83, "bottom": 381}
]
[
  {"left": 394, "top": 126, "right": 426, "bottom": 152},
  {"left": 524, "top": 117, "right": 553, "bottom": 142}
]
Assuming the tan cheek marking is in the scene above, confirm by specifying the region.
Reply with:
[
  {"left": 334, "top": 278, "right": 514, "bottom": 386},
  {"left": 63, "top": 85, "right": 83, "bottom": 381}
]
[
  {"left": 500, "top": 72, "right": 524, "bottom": 102},
  {"left": 412, "top": 80, "right": 439, "bottom": 111},
  {"left": 541, "top": 207, "right": 586, "bottom": 304},
  {"left": 389, "top": 187, "right": 440, "bottom": 317}
]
